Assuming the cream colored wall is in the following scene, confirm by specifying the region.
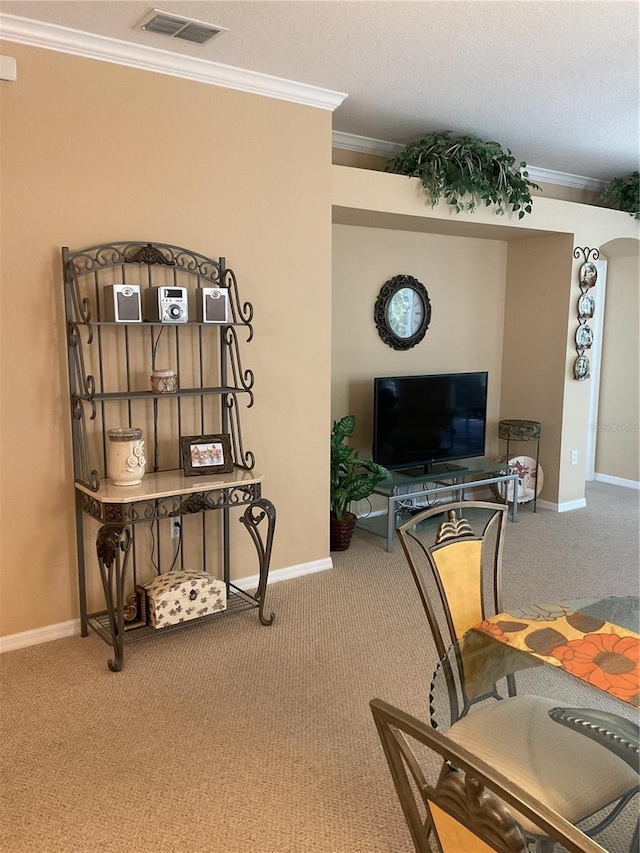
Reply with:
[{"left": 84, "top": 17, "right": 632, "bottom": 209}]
[
  {"left": 0, "top": 43, "right": 333, "bottom": 637},
  {"left": 331, "top": 224, "right": 508, "bottom": 461},
  {"left": 596, "top": 252, "right": 640, "bottom": 481},
  {"left": 501, "top": 235, "right": 575, "bottom": 502},
  {"left": 332, "top": 148, "right": 390, "bottom": 172}
]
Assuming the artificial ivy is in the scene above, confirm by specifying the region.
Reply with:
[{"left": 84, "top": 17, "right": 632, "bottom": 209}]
[{"left": 388, "top": 131, "right": 540, "bottom": 219}]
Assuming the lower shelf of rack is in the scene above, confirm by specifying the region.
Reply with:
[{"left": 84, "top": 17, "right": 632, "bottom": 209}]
[{"left": 87, "top": 585, "right": 260, "bottom": 646}]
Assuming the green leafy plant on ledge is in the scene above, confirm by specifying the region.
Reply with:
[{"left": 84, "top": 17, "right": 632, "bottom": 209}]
[
  {"left": 600, "top": 172, "right": 640, "bottom": 219},
  {"left": 388, "top": 131, "right": 541, "bottom": 219}
]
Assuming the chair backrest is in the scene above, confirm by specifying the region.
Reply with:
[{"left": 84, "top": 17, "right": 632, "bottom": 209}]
[
  {"left": 370, "top": 697, "right": 607, "bottom": 853},
  {"left": 396, "top": 501, "right": 507, "bottom": 660}
]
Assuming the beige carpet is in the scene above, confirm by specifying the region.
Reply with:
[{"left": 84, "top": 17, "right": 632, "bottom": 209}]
[{"left": 1, "top": 482, "right": 638, "bottom": 853}]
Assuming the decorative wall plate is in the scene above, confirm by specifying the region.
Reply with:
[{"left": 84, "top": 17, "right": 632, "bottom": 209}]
[
  {"left": 577, "top": 293, "right": 595, "bottom": 320},
  {"left": 575, "top": 324, "right": 593, "bottom": 350},
  {"left": 574, "top": 354, "right": 590, "bottom": 380},
  {"left": 579, "top": 261, "right": 598, "bottom": 289},
  {"left": 492, "top": 455, "right": 543, "bottom": 504}
]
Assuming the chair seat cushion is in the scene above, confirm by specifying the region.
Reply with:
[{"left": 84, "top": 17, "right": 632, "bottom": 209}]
[{"left": 446, "top": 695, "right": 638, "bottom": 834}]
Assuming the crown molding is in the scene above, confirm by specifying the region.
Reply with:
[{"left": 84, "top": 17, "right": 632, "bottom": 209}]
[
  {"left": 524, "top": 165, "right": 606, "bottom": 192},
  {"left": 331, "top": 131, "right": 404, "bottom": 157},
  {"left": 0, "top": 13, "right": 347, "bottom": 111},
  {"left": 331, "top": 131, "right": 607, "bottom": 191}
]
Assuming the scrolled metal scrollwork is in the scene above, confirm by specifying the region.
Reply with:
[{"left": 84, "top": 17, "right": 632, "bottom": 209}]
[
  {"left": 573, "top": 246, "right": 600, "bottom": 263},
  {"left": 69, "top": 244, "right": 125, "bottom": 273},
  {"left": 96, "top": 524, "right": 130, "bottom": 569},
  {"left": 126, "top": 243, "right": 175, "bottom": 266},
  {"left": 71, "top": 398, "right": 99, "bottom": 490},
  {"left": 240, "top": 499, "right": 276, "bottom": 625},
  {"left": 105, "top": 486, "right": 261, "bottom": 525},
  {"left": 174, "top": 493, "right": 211, "bottom": 515},
  {"left": 77, "top": 491, "right": 103, "bottom": 520},
  {"left": 223, "top": 267, "right": 253, "bottom": 333},
  {"left": 67, "top": 242, "right": 224, "bottom": 287},
  {"left": 68, "top": 327, "right": 96, "bottom": 405},
  {"left": 573, "top": 246, "right": 599, "bottom": 381},
  {"left": 224, "top": 394, "right": 256, "bottom": 470},
  {"left": 223, "top": 326, "right": 255, "bottom": 404}
]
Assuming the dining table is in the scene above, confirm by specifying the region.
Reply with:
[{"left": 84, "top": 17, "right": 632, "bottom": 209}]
[{"left": 429, "top": 595, "right": 639, "bottom": 853}]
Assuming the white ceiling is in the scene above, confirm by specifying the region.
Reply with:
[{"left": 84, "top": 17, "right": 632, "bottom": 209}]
[{"left": 1, "top": 0, "right": 638, "bottom": 182}]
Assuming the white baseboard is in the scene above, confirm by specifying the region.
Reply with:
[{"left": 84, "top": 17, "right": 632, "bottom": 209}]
[
  {"left": 594, "top": 473, "right": 640, "bottom": 490},
  {"left": 232, "top": 557, "right": 333, "bottom": 591},
  {"left": 536, "top": 498, "right": 588, "bottom": 512},
  {"left": 0, "top": 619, "right": 80, "bottom": 653},
  {"left": 0, "top": 557, "right": 333, "bottom": 654}
]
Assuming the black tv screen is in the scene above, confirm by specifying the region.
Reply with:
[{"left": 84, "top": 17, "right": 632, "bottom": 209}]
[{"left": 372, "top": 372, "right": 488, "bottom": 472}]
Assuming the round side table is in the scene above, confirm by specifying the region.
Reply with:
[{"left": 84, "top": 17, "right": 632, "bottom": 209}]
[{"left": 498, "top": 420, "right": 542, "bottom": 512}]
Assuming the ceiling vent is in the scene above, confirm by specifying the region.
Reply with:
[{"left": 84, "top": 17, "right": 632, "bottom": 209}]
[{"left": 136, "top": 9, "right": 227, "bottom": 45}]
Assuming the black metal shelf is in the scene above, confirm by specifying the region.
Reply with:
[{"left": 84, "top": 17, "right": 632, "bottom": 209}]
[
  {"left": 88, "top": 587, "right": 260, "bottom": 646},
  {"left": 73, "top": 386, "right": 250, "bottom": 402},
  {"left": 70, "top": 320, "right": 250, "bottom": 328}
]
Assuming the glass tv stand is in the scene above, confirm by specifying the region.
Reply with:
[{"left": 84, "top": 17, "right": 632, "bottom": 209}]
[{"left": 362, "top": 458, "right": 519, "bottom": 552}]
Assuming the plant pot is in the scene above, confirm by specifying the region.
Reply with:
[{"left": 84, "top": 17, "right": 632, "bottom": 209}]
[{"left": 330, "top": 512, "right": 357, "bottom": 552}]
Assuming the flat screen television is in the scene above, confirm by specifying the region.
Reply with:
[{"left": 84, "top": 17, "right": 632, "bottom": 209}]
[{"left": 372, "top": 371, "right": 488, "bottom": 473}]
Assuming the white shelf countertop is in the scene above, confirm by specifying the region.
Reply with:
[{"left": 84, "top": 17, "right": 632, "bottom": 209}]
[{"left": 75, "top": 468, "right": 263, "bottom": 504}]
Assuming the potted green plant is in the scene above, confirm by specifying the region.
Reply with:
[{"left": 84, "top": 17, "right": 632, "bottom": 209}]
[
  {"left": 330, "top": 414, "right": 391, "bottom": 551},
  {"left": 388, "top": 131, "right": 540, "bottom": 219},
  {"left": 600, "top": 172, "right": 639, "bottom": 219}
]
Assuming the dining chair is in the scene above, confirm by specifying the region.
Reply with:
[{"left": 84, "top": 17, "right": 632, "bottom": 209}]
[
  {"left": 549, "top": 707, "right": 640, "bottom": 853},
  {"left": 396, "top": 500, "right": 639, "bottom": 851},
  {"left": 370, "top": 697, "right": 607, "bottom": 853}
]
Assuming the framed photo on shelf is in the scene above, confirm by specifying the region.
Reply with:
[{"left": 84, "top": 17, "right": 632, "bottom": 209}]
[{"left": 180, "top": 434, "right": 234, "bottom": 476}]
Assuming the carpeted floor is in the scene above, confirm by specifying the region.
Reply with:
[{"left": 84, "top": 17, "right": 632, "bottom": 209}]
[{"left": 1, "top": 482, "right": 638, "bottom": 852}]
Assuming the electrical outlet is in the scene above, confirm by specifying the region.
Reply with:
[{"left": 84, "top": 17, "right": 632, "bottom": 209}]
[
  {"left": 570, "top": 450, "right": 578, "bottom": 465},
  {"left": 170, "top": 517, "right": 181, "bottom": 539}
]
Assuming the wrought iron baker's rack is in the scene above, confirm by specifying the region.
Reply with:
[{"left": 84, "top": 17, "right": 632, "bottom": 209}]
[{"left": 63, "top": 241, "right": 276, "bottom": 670}]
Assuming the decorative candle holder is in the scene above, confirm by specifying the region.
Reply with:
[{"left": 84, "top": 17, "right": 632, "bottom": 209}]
[
  {"left": 150, "top": 368, "right": 178, "bottom": 394},
  {"left": 107, "top": 427, "right": 146, "bottom": 486}
]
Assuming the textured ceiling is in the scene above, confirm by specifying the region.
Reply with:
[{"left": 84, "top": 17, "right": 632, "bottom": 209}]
[{"left": 1, "top": 0, "right": 638, "bottom": 181}]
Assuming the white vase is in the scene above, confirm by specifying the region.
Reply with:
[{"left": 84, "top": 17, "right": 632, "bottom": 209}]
[{"left": 107, "top": 428, "right": 146, "bottom": 486}]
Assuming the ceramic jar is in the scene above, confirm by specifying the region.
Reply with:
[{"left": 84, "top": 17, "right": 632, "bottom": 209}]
[{"left": 107, "top": 427, "right": 146, "bottom": 486}]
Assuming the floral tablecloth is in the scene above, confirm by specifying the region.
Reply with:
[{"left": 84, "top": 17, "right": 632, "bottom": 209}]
[{"left": 472, "top": 601, "right": 639, "bottom": 706}]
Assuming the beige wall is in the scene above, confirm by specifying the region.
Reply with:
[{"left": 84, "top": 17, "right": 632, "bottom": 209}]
[
  {"left": 331, "top": 224, "right": 508, "bottom": 463},
  {"left": 596, "top": 250, "right": 640, "bottom": 481},
  {"left": 0, "top": 43, "right": 333, "bottom": 637},
  {"left": 501, "top": 235, "right": 575, "bottom": 502}
]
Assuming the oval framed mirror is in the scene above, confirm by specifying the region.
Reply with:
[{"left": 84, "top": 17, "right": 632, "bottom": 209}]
[{"left": 374, "top": 274, "right": 432, "bottom": 350}]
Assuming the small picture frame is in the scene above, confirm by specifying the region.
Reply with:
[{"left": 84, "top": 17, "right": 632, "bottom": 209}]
[{"left": 180, "top": 434, "right": 234, "bottom": 476}]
